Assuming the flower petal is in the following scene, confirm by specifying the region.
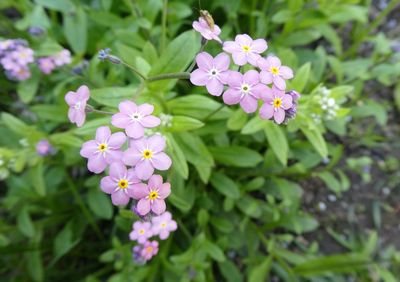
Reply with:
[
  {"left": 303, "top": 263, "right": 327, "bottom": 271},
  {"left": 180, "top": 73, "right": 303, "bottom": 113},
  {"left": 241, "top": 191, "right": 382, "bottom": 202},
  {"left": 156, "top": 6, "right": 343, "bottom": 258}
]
[
  {"left": 148, "top": 174, "right": 163, "bottom": 189},
  {"left": 158, "top": 183, "right": 171, "bottom": 199},
  {"left": 232, "top": 52, "right": 247, "bottom": 66},
  {"left": 148, "top": 134, "right": 166, "bottom": 153},
  {"left": 190, "top": 69, "right": 209, "bottom": 86},
  {"left": 223, "top": 41, "right": 240, "bottom": 53},
  {"left": 137, "top": 199, "right": 151, "bottom": 215},
  {"left": 151, "top": 199, "right": 166, "bottom": 215},
  {"left": 80, "top": 140, "right": 98, "bottom": 158},
  {"left": 119, "top": 100, "right": 137, "bottom": 115},
  {"left": 151, "top": 152, "right": 172, "bottom": 171},
  {"left": 109, "top": 162, "right": 127, "bottom": 179},
  {"left": 213, "top": 52, "right": 230, "bottom": 71},
  {"left": 259, "top": 104, "right": 274, "bottom": 120},
  {"left": 251, "top": 84, "right": 269, "bottom": 99},
  {"left": 195, "top": 52, "right": 213, "bottom": 70},
  {"left": 251, "top": 39, "right": 268, "bottom": 53},
  {"left": 126, "top": 122, "right": 144, "bottom": 139},
  {"left": 111, "top": 113, "right": 131, "bottom": 128},
  {"left": 87, "top": 153, "right": 107, "bottom": 174},
  {"left": 281, "top": 95, "right": 293, "bottom": 110},
  {"left": 100, "top": 176, "right": 116, "bottom": 194},
  {"left": 140, "top": 116, "right": 160, "bottom": 128},
  {"left": 135, "top": 159, "right": 154, "bottom": 180},
  {"left": 122, "top": 148, "right": 142, "bottom": 166},
  {"left": 273, "top": 76, "right": 286, "bottom": 90},
  {"left": 223, "top": 89, "right": 242, "bottom": 105},
  {"left": 260, "top": 70, "right": 273, "bottom": 84},
  {"left": 236, "top": 34, "right": 252, "bottom": 46},
  {"left": 105, "top": 149, "right": 123, "bottom": 164},
  {"left": 108, "top": 132, "right": 126, "bottom": 148},
  {"left": 206, "top": 78, "right": 224, "bottom": 96},
  {"left": 274, "top": 108, "right": 285, "bottom": 124},
  {"left": 240, "top": 95, "right": 258, "bottom": 113},
  {"left": 138, "top": 103, "right": 154, "bottom": 115},
  {"left": 128, "top": 183, "right": 148, "bottom": 199},
  {"left": 243, "top": 70, "right": 259, "bottom": 85},
  {"left": 96, "top": 126, "right": 111, "bottom": 143},
  {"left": 111, "top": 190, "right": 130, "bottom": 206},
  {"left": 266, "top": 56, "right": 281, "bottom": 67},
  {"left": 226, "top": 71, "right": 243, "bottom": 88},
  {"left": 65, "top": 91, "right": 77, "bottom": 106},
  {"left": 279, "top": 66, "right": 293, "bottom": 79},
  {"left": 77, "top": 85, "right": 90, "bottom": 101}
]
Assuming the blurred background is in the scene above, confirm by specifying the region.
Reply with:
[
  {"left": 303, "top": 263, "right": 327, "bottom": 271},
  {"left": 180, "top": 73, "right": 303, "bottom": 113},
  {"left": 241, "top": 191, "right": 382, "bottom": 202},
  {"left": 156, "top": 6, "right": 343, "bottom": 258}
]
[{"left": 1, "top": 0, "right": 400, "bottom": 281}]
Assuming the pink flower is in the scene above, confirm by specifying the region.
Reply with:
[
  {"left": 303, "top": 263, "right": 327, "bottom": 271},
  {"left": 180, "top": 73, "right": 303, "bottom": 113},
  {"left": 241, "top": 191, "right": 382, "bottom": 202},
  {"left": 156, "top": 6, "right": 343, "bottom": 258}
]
[
  {"left": 100, "top": 162, "right": 139, "bottom": 205},
  {"left": 129, "top": 174, "right": 171, "bottom": 215},
  {"left": 129, "top": 221, "right": 153, "bottom": 244},
  {"left": 123, "top": 135, "right": 172, "bottom": 180},
  {"left": 10, "top": 46, "right": 34, "bottom": 65},
  {"left": 192, "top": 17, "right": 222, "bottom": 43},
  {"left": 258, "top": 56, "right": 293, "bottom": 90},
  {"left": 80, "top": 126, "right": 126, "bottom": 174},
  {"left": 259, "top": 87, "right": 293, "bottom": 124},
  {"left": 222, "top": 70, "right": 268, "bottom": 113},
  {"left": 151, "top": 211, "right": 177, "bottom": 240},
  {"left": 111, "top": 101, "right": 160, "bottom": 139},
  {"left": 10, "top": 66, "right": 31, "bottom": 81},
  {"left": 36, "top": 139, "right": 54, "bottom": 156},
  {"left": 223, "top": 34, "right": 267, "bottom": 66},
  {"left": 37, "top": 57, "right": 55, "bottom": 74},
  {"left": 140, "top": 240, "right": 159, "bottom": 261},
  {"left": 64, "top": 85, "right": 90, "bottom": 127},
  {"left": 190, "top": 52, "right": 230, "bottom": 96},
  {"left": 52, "top": 49, "right": 71, "bottom": 66},
  {"left": 1, "top": 57, "right": 19, "bottom": 71}
]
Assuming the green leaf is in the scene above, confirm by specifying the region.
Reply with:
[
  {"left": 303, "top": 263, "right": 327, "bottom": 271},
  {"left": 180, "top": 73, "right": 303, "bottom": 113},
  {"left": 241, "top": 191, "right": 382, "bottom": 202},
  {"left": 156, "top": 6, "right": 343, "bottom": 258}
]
[
  {"left": 166, "top": 133, "right": 189, "bottom": 179},
  {"left": 248, "top": 257, "right": 272, "bottom": 282},
  {"left": 204, "top": 240, "right": 225, "bottom": 262},
  {"left": 264, "top": 123, "right": 289, "bottom": 166},
  {"left": 241, "top": 117, "right": 268, "bottom": 134},
  {"left": 88, "top": 189, "right": 113, "bottom": 219},
  {"left": 210, "top": 172, "right": 240, "bottom": 199},
  {"left": 218, "top": 260, "right": 243, "bottom": 282},
  {"left": 167, "top": 116, "right": 204, "bottom": 132},
  {"left": 301, "top": 127, "right": 328, "bottom": 158},
  {"left": 53, "top": 222, "right": 80, "bottom": 263},
  {"left": 209, "top": 146, "right": 263, "bottom": 167},
  {"left": 30, "top": 161, "right": 46, "bottom": 196},
  {"left": 35, "top": 0, "right": 75, "bottom": 12},
  {"left": 50, "top": 133, "right": 82, "bottom": 148},
  {"left": 26, "top": 251, "right": 43, "bottom": 282},
  {"left": 280, "top": 213, "right": 318, "bottom": 234},
  {"left": 17, "top": 70, "right": 40, "bottom": 103},
  {"left": 17, "top": 208, "right": 35, "bottom": 237},
  {"left": 317, "top": 171, "right": 341, "bottom": 193},
  {"left": 289, "top": 62, "right": 311, "bottom": 92},
  {"left": 293, "top": 253, "right": 370, "bottom": 275},
  {"left": 227, "top": 108, "right": 248, "bottom": 131},
  {"left": 149, "top": 31, "right": 199, "bottom": 91},
  {"left": 282, "top": 29, "right": 321, "bottom": 46},
  {"left": 31, "top": 105, "right": 68, "bottom": 122},
  {"left": 1, "top": 112, "right": 30, "bottom": 134},
  {"left": 63, "top": 7, "right": 87, "bottom": 54},
  {"left": 90, "top": 87, "right": 136, "bottom": 107},
  {"left": 73, "top": 117, "right": 111, "bottom": 136},
  {"left": 351, "top": 100, "right": 388, "bottom": 125}
]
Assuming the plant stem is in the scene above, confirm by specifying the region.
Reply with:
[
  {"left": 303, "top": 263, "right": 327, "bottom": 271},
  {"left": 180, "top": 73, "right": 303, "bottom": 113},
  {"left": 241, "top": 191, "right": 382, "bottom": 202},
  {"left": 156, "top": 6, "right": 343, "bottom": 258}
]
[
  {"left": 120, "top": 61, "right": 147, "bottom": 80},
  {"left": 92, "top": 109, "right": 114, "bottom": 115},
  {"left": 147, "top": 72, "right": 190, "bottom": 82},
  {"left": 186, "top": 40, "right": 208, "bottom": 73},
  {"left": 65, "top": 175, "right": 104, "bottom": 241},
  {"left": 161, "top": 0, "right": 168, "bottom": 53}
]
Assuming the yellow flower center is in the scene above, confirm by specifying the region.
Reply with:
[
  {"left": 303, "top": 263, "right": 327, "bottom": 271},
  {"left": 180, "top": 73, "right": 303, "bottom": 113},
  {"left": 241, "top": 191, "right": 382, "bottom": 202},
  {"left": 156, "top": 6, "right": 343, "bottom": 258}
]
[
  {"left": 98, "top": 143, "right": 108, "bottom": 152},
  {"left": 142, "top": 149, "right": 153, "bottom": 159},
  {"left": 273, "top": 98, "right": 282, "bottom": 108},
  {"left": 138, "top": 229, "right": 145, "bottom": 235},
  {"left": 242, "top": 45, "right": 250, "bottom": 52},
  {"left": 270, "top": 66, "right": 280, "bottom": 75},
  {"left": 161, "top": 222, "right": 167, "bottom": 228},
  {"left": 148, "top": 191, "right": 158, "bottom": 200},
  {"left": 118, "top": 179, "right": 128, "bottom": 189},
  {"left": 146, "top": 246, "right": 153, "bottom": 253}
]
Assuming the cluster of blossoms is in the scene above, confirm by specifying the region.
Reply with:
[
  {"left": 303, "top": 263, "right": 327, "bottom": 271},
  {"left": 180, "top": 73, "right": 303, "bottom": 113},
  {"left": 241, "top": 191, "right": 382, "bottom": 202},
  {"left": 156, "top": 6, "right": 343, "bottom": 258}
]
[
  {"left": 310, "top": 87, "right": 339, "bottom": 123},
  {"left": 190, "top": 16, "right": 300, "bottom": 124},
  {"left": 65, "top": 86, "right": 177, "bottom": 263},
  {"left": 37, "top": 49, "right": 71, "bottom": 74},
  {"left": 0, "top": 39, "right": 34, "bottom": 81}
]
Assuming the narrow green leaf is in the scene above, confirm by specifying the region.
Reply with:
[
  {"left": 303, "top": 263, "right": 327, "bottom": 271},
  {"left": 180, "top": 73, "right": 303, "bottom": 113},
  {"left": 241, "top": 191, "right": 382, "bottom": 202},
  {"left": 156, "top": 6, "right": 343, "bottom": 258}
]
[
  {"left": 168, "top": 116, "right": 204, "bottom": 132},
  {"left": 209, "top": 146, "right": 263, "bottom": 167},
  {"left": 289, "top": 62, "right": 311, "bottom": 92},
  {"left": 90, "top": 87, "right": 136, "bottom": 107},
  {"left": 210, "top": 172, "right": 240, "bottom": 199},
  {"left": 264, "top": 123, "right": 289, "bottom": 166},
  {"left": 63, "top": 7, "right": 87, "bottom": 54},
  {"left": 248, "top": 257, "right": 272, "bottom": 282},
  {"left": 301, "top": 127, "right": 328, "bottom": 158},
  {"left": 17, "top": 208, "right": 35, "bottom": 238},
  {"left": 88, "top": 189, "right": 113, "bottom": 219}
]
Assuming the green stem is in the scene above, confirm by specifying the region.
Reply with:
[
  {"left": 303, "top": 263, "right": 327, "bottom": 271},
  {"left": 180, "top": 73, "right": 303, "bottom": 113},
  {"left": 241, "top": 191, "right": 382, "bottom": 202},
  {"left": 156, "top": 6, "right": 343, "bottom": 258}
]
[
  {"left": 186, "top": 41, "right": 208, "bottom": 73},
  {"left": 161, "top": 0, "right": 168, "bottom": 53},
  {"left": 121, "top": 61, "right": 147, "bottom": 80},
  {"left": 343, "top": 0, "right": 400, "bottom": 58},
  {"left": 65, "top": 175, "right": 104, "bottom": 241},
  {"left": 203, "top": 104, "right": 225, "bottom": 121},
  {"left": 147, "top": 72, "right": 190, "bottom": 82}
]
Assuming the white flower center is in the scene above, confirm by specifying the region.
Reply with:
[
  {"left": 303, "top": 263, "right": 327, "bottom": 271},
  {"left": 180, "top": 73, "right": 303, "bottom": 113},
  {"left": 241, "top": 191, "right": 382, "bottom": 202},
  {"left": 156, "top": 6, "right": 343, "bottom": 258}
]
[
  {"left": 74, "top": 102, "right": 81, "bottom": 110},
  {"left": 208, "top": 68, "right": 219, "bottom": 78},
  {"left": 241, "top": 83, "right": 251, "bottom": 94},
  {"left": 130, "top": 112, "right": 142, "bottom": 122}
]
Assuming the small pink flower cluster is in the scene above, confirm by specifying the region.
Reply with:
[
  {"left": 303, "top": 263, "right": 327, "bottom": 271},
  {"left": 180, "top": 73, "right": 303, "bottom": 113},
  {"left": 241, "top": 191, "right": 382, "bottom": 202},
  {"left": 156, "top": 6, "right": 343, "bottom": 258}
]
[
  {"left": 191, "top": 18, "right": 300, "bottom": 124},
  {"left": 0, "top": 39, "right": 34, "bottom": 81},
  {"left": 37, "top": 49, "right": 71, "bottom": 74},
  {"left": 65, "top": 86, "right": 176, "bottom": 263},
  {"left": 129, "top": 211, "right": 177, "bottom": 263}
]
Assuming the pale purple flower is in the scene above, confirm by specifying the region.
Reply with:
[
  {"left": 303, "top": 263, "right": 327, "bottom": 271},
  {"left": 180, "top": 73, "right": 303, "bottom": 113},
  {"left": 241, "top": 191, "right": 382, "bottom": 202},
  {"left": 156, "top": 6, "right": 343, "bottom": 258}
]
[
  {"left": 123, "top": 135, "right": 172, "bottom": 180},
  {"left": 0, "top": 57, "right": 18, "bottom": 71},
  {"left": 52, "top": 49, "right": 71, "bottom": 66},
  {"left": 190, "top": 52, "right": 230, "bottom": 96},
  {"left": 259, "top": 87, "right": 293, "bottom": 124},
  {"left": 37, "top": 57, "right": 55, "bottom": 74},
  {"left": 258, "top": 56, "right": 294, "bottom": 90},
  {"left": 0, "top": 40, "right": 13, "bottom": 52},
  {"left": 100, "top": 162, "right": 139, "bottom": 205},
  {"left": 36, "top": 139, "right": 54, "bottom": 156},
  {"left": 222, "top": 70, "right": 268, "bottom": 113},
  {"left": 111, "top": 101, "right": 160, "bottom": 139},
  {"left": 192, "top": 17, "right": 222, "bottom": 43},
  {"left": 10, "top": 46, "right": 34, "bottom": 65},
  {"left": 129, "top": 221, "right": 153, "bottom": 243},
  {"left": 132, "top": 245, "right": 146, "bottom": 264},
  {"left": 10, "top": 66, "right": 31, "bottom": 81},
  {"left": 283, "top": 90, "right": 301, "bottom": 123},
  {"left": 223, "top": 34, "right": 267, "bottom": 66},
  {"left": 151, "top": 211, "right": 177, "bottom": 240},
  {"left": 141, "top": 240, "right": 159, "bottom": 261},
  {"left": 129, "top": 174, "right": 171, "bottom": 215},
  {"left": 64, "top": 85, "right": 90, "bottom": 127},
  {"left": 80, "top": 126, "right": 126, "bottom": 174}
]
